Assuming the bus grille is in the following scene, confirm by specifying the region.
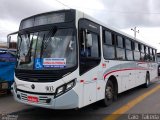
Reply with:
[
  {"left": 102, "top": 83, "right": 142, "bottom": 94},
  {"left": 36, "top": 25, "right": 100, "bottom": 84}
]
[{"left": 15, "top": 71, "right": 64, "bottom": 82}]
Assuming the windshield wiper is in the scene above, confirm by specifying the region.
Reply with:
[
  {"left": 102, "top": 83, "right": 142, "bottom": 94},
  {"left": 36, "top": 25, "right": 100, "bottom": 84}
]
[
  {"left": 40, "top": 26, "right": 57, "bottom": 58},
  {"left": 26, "top": 34, "right": 33, "bottom": 57}
]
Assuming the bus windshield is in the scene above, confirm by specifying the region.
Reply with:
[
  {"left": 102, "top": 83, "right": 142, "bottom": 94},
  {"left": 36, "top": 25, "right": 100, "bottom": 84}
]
[{"left": 17, "top": 28, "right": 77, "bottom": 70}]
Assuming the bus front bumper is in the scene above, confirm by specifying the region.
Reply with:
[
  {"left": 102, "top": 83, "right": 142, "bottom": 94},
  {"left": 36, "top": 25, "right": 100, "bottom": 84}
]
[{"left": 11, "top": 83, "right": 79, "bottom": 109}]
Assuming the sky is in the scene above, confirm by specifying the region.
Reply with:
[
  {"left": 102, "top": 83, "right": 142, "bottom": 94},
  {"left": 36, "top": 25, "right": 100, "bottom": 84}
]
[{"left": 0, "top": 0, "right": 160, "bottom": 52}]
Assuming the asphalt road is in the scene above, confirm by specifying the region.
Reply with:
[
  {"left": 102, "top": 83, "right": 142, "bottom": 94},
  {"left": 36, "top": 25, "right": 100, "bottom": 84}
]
[{"left": 0, "top": 77, "right": 160, "bottom": 120}]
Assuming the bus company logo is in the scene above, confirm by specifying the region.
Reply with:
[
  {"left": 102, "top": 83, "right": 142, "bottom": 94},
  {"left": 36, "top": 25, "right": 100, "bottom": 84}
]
[{"left": 31, "top": 84, "right": 35, "bottom": 89}]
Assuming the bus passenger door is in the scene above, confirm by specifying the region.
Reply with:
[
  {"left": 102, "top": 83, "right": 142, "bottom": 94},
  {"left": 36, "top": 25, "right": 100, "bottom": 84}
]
[{"left": 78, "top": 21, "right": 101, "bottom": 106}]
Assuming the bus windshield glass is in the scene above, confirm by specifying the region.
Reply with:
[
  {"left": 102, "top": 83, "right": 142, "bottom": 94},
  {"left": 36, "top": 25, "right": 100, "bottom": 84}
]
[{"left": 17, "top": 28, "right": 77, "bottom": 70}]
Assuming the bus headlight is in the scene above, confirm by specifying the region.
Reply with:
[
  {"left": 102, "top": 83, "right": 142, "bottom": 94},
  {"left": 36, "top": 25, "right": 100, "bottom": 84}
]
[
  {"left": 66, "top": 81, "right": 75, "bottom": 90},
  {"left": 56, "top": 86, "right": 65, "bottom": 95},
  {"left": 55, "top": 79, "right": 76, "bottom": 98}
]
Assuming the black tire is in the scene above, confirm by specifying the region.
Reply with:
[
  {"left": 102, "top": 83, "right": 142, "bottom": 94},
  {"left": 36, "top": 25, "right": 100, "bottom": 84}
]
[
  {"left": 101, "top": 80, "right": 115, "bottom": 107},
  {"left": 144, "top": 73, "right": 150, "bottom": 88}
]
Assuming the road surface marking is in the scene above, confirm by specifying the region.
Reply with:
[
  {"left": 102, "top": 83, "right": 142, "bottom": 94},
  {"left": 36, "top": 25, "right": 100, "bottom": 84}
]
[{"left": 104, "top": 85, "right": 160, "bottom": 120}]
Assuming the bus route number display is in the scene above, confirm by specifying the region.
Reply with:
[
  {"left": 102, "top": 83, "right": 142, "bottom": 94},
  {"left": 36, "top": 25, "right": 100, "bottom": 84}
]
[{"left": 43, "top": 58, "right": 66, "bottom": 68}]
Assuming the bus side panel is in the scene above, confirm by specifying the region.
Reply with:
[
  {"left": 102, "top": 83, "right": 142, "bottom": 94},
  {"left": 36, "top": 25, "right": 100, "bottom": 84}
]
[
  {"left": 83, "top": 81, "right": 96, "bottom": 106},
  {"left": 70, "top": 80, "right": 84, "bottom": 109},
  {"left": 96, "top": 79, "right": 106, "bottom": 101},
  {"left": 80, "top": 65, "right": 103, "bottom": 107},
  {"left": 150, "top": 63, "right": 158, "bottom": 81},
  {"left": 136, "top": 69, "right": 145, "bottom": 86}
]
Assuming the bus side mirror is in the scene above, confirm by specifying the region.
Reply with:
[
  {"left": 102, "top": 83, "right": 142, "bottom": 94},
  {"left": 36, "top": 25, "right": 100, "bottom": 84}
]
[{"left": 86, "top": 33, "right": 93, "bottom": 47}]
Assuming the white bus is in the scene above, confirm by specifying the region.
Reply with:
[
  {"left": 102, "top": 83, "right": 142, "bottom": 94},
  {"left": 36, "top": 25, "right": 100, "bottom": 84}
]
[{"left": 11, "top": 9, "right": 157, "bottom": 109}]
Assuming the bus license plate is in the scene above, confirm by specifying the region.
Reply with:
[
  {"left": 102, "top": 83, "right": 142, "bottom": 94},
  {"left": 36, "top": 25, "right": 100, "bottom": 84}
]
[
  {"left": 27, "top": 96, "right": 39, "bottom": 103},
  {"left": 1, "top": 82, "right": 8, "bottom": 89}
]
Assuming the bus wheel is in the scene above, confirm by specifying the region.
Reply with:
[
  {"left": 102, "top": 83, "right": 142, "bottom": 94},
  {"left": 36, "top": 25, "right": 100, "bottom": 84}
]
[
  {"left": 144, "top": 73, "right": 150, "bottom": 88},
  {"left": 102, "top": 80, "right": 114, "bottom": 107}
]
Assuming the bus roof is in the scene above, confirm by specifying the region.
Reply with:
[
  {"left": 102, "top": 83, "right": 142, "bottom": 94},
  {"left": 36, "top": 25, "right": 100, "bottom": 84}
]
[
  {"left": 19, "top": 9, "right": 156, "bottom": 50},
  {"left": 78, "top": 10, "right": 156, "bottom": 50}
]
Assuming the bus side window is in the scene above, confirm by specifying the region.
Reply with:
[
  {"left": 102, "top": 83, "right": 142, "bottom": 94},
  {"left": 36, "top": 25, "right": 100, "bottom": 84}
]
[
  {"left": 144, "top": 46, "right": 150, "bottom": 61},
  {"left": 80, "top": 29, "right": 91, "bottom": 57},
  {"left": 80, "top": 29, "right": 87, "bottom": 57},
  {"left": 80, "top": 30, "right": 99, "bottom": 58},
  {"left": 133, "top": 42, "right": 140, "bottom": 61},
  {"left": 103, "top": 30, "right": 116, "bottom": 60},
  {"left": 116, "top": 35, "right": 125, "bottom": 60},
  {"left": 79, "top": 29, "right": 101, "bottom": 75},
  {"left": 125, "top": 39, "right": 133, "bottom": 61},
  {"left": 89, "top": 33, "right": 100, "bottom": 58},
  {"left": 140, "top": 44, "right": 145, "bottom": 61},
  {"left": 152, "top": 49, "right": 156, "bottom": 62}
]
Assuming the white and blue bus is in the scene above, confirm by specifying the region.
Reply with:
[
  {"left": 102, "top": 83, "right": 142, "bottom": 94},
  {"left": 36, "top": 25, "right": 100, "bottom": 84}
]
[{"left": 11, "top": 9, "right": 157, "bottom": 109}]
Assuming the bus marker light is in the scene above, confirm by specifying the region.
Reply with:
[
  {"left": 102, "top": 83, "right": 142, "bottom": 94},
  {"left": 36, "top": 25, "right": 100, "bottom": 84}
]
[
  {"left": 93, "top": 78, "right": 97, "bottom": 80},
  {"left": 102, "top": 63, "right": 106, "bottom": 68},
  {"left": 80, "top": 80, "right": 84, "bottom": 83}
]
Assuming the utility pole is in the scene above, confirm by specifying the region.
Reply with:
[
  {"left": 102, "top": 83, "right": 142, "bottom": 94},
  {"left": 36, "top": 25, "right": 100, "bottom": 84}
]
[{"left": 131, "top": 27, "right": 139, "bottom": 39}]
